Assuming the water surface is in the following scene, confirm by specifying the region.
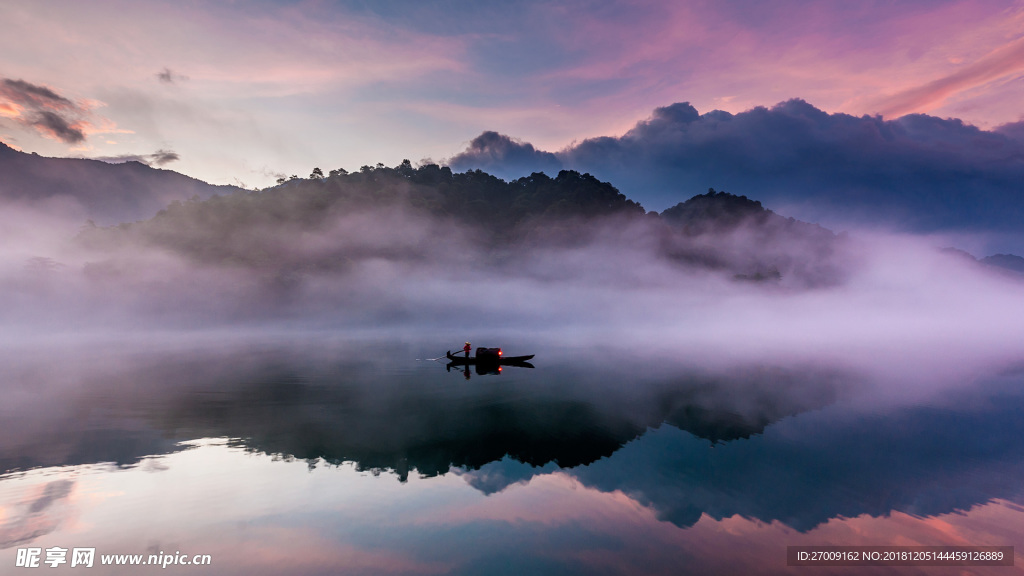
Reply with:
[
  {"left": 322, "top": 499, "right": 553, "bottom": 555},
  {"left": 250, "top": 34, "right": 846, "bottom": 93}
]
[{"left": 2, "top": 335, "right": 1022, "bottom": 575}]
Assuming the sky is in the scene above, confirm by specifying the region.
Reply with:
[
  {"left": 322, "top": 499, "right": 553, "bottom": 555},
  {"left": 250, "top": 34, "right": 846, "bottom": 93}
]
[{"left": 2, "top": 0, "right": 1024, "bottom": 190}]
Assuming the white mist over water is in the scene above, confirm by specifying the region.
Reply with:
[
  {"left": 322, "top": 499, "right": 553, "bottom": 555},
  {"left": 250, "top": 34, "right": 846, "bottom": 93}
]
[
  {"left": 3, "top": 195, "right": 1024, "bottom": 568},
  {"left": 0, "top": 197, "right": 1022, "bottom": 405}
]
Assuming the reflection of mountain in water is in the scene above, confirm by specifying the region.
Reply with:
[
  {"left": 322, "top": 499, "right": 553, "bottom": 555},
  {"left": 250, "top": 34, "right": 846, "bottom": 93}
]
[
  {"left": 15, "top": 343, "right": 1024, "bottom": 534},
  {"left": 566, "top": 376, "right": 1024, "bottom": 531},
  {"left": 0, "top": 429, "right": 180, "bottom": 478},
  {"left": 0, "top": 344, "right": 842, "bottom": 480},
  {"left": 144, "top": 352, "right": 842, "bottom": 479}
]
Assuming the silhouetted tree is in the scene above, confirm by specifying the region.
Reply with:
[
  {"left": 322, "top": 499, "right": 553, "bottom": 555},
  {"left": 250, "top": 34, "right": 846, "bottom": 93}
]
[{"left": 396, "top": 159, "right": 414, "bottom": 177}]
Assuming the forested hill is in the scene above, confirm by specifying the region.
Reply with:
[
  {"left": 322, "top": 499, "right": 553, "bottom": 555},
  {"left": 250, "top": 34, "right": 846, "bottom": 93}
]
[
  {"left": 81, "top": 163, "right": 646, "bottom": 256},
  {"left": 661, "top": 189, "right": 835, "bottom": 239},
  {"left": 662, "top": 190, "right": 780, "bottom": 232},
  {"left": 274, "top": 162, "right": 647, "bottom": 231},
  {"left": 79, "top": 162, "right": 845, "bottom": 286}
]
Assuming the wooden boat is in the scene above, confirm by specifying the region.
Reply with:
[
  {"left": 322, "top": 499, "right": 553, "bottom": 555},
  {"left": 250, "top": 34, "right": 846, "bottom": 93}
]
[{"left": 446, "top": 349, "right": 535, "bottom": 366}]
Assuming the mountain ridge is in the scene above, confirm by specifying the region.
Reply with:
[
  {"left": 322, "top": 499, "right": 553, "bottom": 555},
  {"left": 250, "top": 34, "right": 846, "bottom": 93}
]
[
  {"left": 77, "top": 162, "right": 850, "bottom": 287},
  {"left": 0, "top": 140, "right": 243, "bottom": 224}
]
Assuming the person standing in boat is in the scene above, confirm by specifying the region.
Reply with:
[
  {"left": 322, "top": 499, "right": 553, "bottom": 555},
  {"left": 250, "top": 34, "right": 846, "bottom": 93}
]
[{"left": 463, "top": 342, "right": 472, "bottom": 358}]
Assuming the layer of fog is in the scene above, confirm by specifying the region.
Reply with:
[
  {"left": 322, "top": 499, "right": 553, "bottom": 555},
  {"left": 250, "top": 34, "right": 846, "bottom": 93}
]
[
  {"left": 1, "top": 194, "right": 1023, "bottom": 404},
  {"left": 2, "top": 193, "right": 1022, "bottom": 545},
  {"left": 2, "top": 188, "right": 1022, "bottom": 524}
]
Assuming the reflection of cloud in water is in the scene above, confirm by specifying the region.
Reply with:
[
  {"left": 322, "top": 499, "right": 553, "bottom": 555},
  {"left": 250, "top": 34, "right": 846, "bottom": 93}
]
[
  {"left": 1, "top": 439, "right": 1021, "bottom": 575},
  {"left": 140, "top": 457, "right": 170, "bottom": 473},
  {"left": 0, "top": 479, "right": 75, "bottom": 549},
  {"left": 415, "top": 471, "right": 1024, "bottom": 576}
]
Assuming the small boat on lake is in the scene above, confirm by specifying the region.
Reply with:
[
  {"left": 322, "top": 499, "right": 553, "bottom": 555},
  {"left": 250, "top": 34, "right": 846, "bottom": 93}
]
[{"left": 446, "top": 347, "right": 535, "bottom": 367}]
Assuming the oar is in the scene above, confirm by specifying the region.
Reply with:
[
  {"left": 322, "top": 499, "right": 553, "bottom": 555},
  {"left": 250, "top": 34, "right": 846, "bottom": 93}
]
[
  {"left": 419, "top": 348, "right": 465, "bottom": 362},
  {"left": 418, "top": 350, "right": 451, "bottom": 361}
]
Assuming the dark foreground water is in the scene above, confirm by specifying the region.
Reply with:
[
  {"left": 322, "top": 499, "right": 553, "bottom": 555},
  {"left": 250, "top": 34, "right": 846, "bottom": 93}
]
[{"left": 1, "top": 334, "right": 1023, "bottom": 575}]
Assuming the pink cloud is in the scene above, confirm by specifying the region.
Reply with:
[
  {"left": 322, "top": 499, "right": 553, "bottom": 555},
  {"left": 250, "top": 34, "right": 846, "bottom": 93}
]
[
  {"left": 872, "top": 35, "right": 1024, "bottom": 119},
  {"left": 0, "top": 78, "right": 89, "bottom": 143},
  {"left": 207, "top": 525, "right": 454, "bottom": 575},
  {"left": 0, "top": 1, "right": 467, "bottom": 98},
  {"left": 4, "top": 0, "right": 1024, "bottom": 185},
  {"left": 0, "top": 78, "right": 126, "bottom": 145},
  {"left": 391, "top": 1, "right": 1024, "bottom": 160},
  {"left": 483, "top": 1, "right": 1024, "bottom": 142},
  {"left": 0, "top": 101, "right": 22, "bottom": 118}
]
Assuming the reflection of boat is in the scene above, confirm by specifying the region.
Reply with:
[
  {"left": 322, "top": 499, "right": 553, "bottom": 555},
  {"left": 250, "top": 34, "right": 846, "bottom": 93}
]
[{"left": 446, "top": 348, "right": 535, "bottom": 366}]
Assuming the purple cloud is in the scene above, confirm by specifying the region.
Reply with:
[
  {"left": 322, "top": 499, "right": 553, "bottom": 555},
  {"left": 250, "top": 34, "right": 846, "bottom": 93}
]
[
  {"left": 449, "top": 100, "right": 1024, "bottom": 244},
  {"left": 448, "top": 132, "right": 561, "bottom": 179}
]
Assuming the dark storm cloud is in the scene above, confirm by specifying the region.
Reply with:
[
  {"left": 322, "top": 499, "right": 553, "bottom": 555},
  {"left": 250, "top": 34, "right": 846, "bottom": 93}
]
[
  {"left": 449, "top": 100, "right": 1024, "bottom": 238},
  {"left": 0, "top": 77, "right": 88, "bottom": 143},
  {"left": 448, "top": 131, "right": 562, "bottom": 180}
]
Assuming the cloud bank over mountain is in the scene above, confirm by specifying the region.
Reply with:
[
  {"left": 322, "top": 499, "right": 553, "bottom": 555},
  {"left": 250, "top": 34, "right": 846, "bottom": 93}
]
[
  {"left": 449, "top": 100, "right": 1024, "bottom": 247},
  {"left": 451, "top": 131, "right": 562, "bottom": 177},
  {"left": 95, "top": 148, "right": 181, "bottom": 167}
]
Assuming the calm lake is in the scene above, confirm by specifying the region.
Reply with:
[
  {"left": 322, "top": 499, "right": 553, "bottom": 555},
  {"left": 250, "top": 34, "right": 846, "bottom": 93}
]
[{"left": 2, "top": 333, "right": 1023, "bottom": 575}]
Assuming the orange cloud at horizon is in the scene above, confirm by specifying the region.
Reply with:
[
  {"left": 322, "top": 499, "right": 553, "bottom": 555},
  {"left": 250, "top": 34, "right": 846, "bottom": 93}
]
[{"left": 0, "top": 101, "right": 22, "bottom": 118}]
